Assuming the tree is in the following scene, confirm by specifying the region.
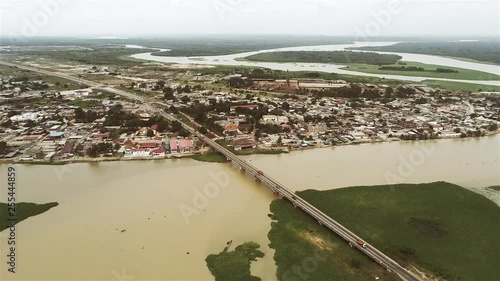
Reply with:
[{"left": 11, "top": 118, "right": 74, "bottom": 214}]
[
  {"left": 163, "top": 87, "right": 175, "bottom": 100},
  {"left": 171, "top": 121, "right": 183, "bottom": 132},
  {"left": 181, "top": 96, "right": 191, "bottom": 103},
  {"left": 110, "top": 130, "right": 121, "bottom": 140},
  {"left": 199, "top": 127, "right": 208, "bottom": 134},
  {"left": 147, "top": 129, "right": 155, "bottom": 137},
  {"left": 488, "top": 123, "right": 498, "bottom": 131},
  {"left": 281, "top": 102, "right": 290, "bottom": 111},
  {"left": 0, "top": 141, "right": 7, "bottom": 154}
]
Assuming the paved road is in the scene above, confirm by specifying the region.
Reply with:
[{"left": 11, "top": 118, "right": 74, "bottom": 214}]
[{"left": 1, "top": 60, "right": 421, "bottom": 281}]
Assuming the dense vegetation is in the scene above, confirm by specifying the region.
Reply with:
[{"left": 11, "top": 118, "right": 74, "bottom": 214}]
[
  {"left": 191, "top": 152, "right": 228, "bottom": 163},
  {"left": 269, "top": 182, "right": 500, "bottom": 281},
  {"left": 206, "top": 242, "right": 265, "bottom": 281},
  {"left": 4, "top": 47, "right": 155, "bottom": 66},
  {"left": 1, "top": 36, "right": 350, "bottom": 57},
  {"left": 0, "top": 202, "right": 59, "bottom": 232},
  {"left": 344, "top": 61, "right": 499, "bottom": 81},
  {"left": 355, "top": 41, "right": 500, "bottom": 64},
  {"left": 246, "top": 51, "right": 402, "bottom": 65}
]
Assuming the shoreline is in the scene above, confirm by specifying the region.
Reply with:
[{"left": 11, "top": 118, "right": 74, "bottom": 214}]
[{"left": 1, "top": 131, "right": 498, "bottom": 166}]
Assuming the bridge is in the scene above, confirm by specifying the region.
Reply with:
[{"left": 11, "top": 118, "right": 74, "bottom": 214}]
[
  {"left": 0, "top": 60, "right": 421, "bottom": 281},
  {"left": 198, "top": 134, "right": 421, "bottom": 281}
]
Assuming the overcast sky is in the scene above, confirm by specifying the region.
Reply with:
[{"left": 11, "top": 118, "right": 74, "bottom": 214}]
[{"left": 0, "top": 0, "right": 499, "bottom": 38}]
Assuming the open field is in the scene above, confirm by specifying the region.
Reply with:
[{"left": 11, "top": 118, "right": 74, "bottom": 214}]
[
  {"left": 0, "top": 64, "right": 82, "bottom": 91},
  {"left": 0, "top": 202, "right": 59, "bottom": 232},
  {"left": 342, "top": 61, "right": 500, "bottom": 81},
  {"left": 423, "top": 80, "right": 500, "bottom": 92},
  {"left": 269, "top": 182, "right": 500, "bottom": 281}
]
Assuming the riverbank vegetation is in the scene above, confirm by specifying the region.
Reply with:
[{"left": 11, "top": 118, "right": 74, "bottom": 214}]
[
  {"left": 0, "top": 202, "right": 59, "bottom": 232},
  {"left": 206, "top": 241, "right": 265, "bottom": 281},
  {"left": 269, "top": 182, "right": 500, "bottom": 281},
  {"left": 245, "top": 51, "right": 402, "bottom": 65},
  {"left": 343, "top": 61, "right": 500, "bottom": 81},
  {"left": 354, "top": 41, "right": 500, "bottom": 65},
  {"left": 191, "top": 152, "right": 228, "bottom": 163}
]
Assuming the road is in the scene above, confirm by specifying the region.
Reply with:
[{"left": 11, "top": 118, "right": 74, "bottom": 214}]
[{"left": 0, "top": 60, "right": 421, "bottom": 281}]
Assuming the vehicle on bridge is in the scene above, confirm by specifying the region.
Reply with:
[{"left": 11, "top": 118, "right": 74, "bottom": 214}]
[
  {"left": 357, "top": 239, "right": 367, "bottom": 248},
  {"left": 257, "top": 170, "right": 264, "bottom": 176}
]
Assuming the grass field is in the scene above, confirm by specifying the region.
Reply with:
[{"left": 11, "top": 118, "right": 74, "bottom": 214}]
[
  {"left": 68, "top": 99, "right": 102, "bottom": 108},
  {"left": 269, "top": 182, "right": 500, "bottom": 281},
  {"left": 342, "top": 61, "right": 500, "bottom": 81},
  {"left": 206, "top": 241, "right": 264, "bottom": 281},
  {"left": 423, "top": 80, "right": 500, "bottom": 92},
  {"left": 0, "top": 202, "right": 59, "bottom": 232}
]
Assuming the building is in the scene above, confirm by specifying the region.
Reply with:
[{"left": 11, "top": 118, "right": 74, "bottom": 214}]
[
  {"left": 125, "top": 148, "right": 152, "bottom": 158},
  {"left": 223, "top": 124, "right": 240, "bottom": 136},
  {"left": 152, "top": 148, "right": 166, "bottom": 157},
  {"left": 232, "top": 138, "right": 256, "bottom": 151},
  {"left": 230, "top": 104, "right": 259, "bottom": 113},
  {"left": 170, "top": 139, "right": 194, "bottom": 154}
]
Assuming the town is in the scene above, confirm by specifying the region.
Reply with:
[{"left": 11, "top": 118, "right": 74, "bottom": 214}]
[{"left": 0, "top": 61, "right": 499, "bottom": 164}]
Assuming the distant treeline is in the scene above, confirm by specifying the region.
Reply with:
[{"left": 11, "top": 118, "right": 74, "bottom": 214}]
[
  {"left": 379, "top": 66, "right": 425, "bottom": 71},
  {"left": 379, "top": 66, "right": 459, "bottom": 73},
  {"left": 355, "top": 41, "right": 500, "bottom": 65},
  {"left": 245, "top": 51, "right": 402, "bottom": 65}
]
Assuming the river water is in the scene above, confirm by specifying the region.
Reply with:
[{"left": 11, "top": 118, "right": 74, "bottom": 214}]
[
  {"left": 1, "top": 135, "right": 499, "bottom": 280},
  {"left": 130, "top": 42, "right": 500, "bottom": 87}
]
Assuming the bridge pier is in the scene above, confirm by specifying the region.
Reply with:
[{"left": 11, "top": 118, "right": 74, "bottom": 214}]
[
  {"left": 240, "top": 166, "right": 245, "bottom": 172},
  {"left": 318, "top": 221, "right": 322, "bottom": 226}
]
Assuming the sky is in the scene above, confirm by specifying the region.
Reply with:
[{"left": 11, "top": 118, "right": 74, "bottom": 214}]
[{"left": 0, "top": 0, "right": 499, "bottom": 38}]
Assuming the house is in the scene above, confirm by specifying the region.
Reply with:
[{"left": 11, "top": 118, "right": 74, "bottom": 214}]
[
  {"left": 125, "top": 148, "right": 152, "bottom": 158},
  {"left": 232, "top": 138, "right": 256, "bottom": 151},
  {"left": 230, "top": 104, "right": 259, "bottom": 113},
  {"left": 152, "top": 148, "right": 166, "bottom": 157},
  {"left": 238, "top": 124, "right": 253, "bottom": 134},
  {"left": 170, "top": 139, "right": 194, "bottom": 154},
  {"left": 223, "top": 124, "right": 240, "bottom": 136},
  {"left": 262, "top": 115, "right": 289, "bottom": 124},
  {"left": 139, "top": 142, "right": 158, "bottom": 149},
  {"left": 227, "top": 115, "right": 246, "bottom": 124}
]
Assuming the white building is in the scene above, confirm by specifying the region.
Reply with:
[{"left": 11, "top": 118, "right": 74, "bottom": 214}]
[{"left": 10, "top": 113, "right": 39, "bottom": 122}]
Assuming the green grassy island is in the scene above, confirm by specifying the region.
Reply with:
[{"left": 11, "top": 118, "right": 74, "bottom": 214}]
[
  {"left": 1, "top": 202, "right": 59, "bottom": 232},
  {"left": 206, "top": 241, "right": 265, "bottom": 281},
  {"left": 268, "top": 182, "right": 500, "bottom": 281},
  {"left": 246, "top": 51, "right": 402, "bottom": 65}
]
